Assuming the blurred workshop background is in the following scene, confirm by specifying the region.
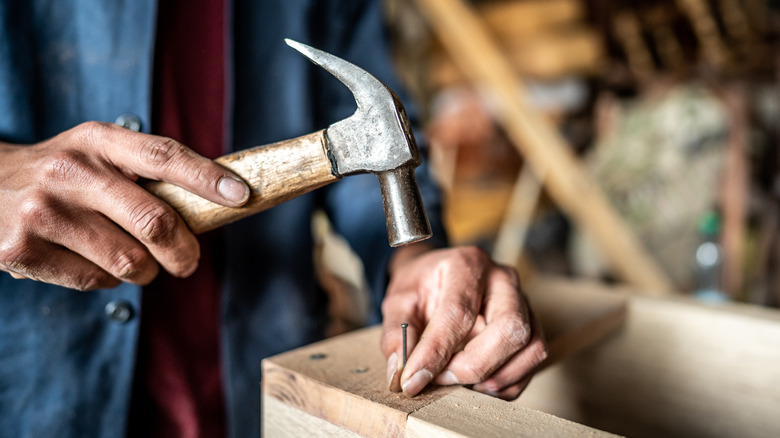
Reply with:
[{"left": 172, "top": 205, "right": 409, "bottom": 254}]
[
  {"left": 388, "top": 0, "right": 780, "bottom": 300},
  {"left": 317, "top": 0, "right": 780, "bottom": 335}
]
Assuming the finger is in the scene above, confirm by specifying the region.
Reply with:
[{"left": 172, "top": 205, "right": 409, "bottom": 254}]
[
  {"left": 3, "top": 238, "right": 119, "bottom": 291},
  {"left": 80, "top": 122, "right": 249, "bottom": 206},
  {"left": 381, "top": 291, "right": 423, "bottom": 392},
  {"left": 435, "top": 268, "right": 531, "bottom": 386},
  {"left": 9, "top": 272, "right": 28, "bottom": 280},
  {"left": 43, "top": 153, "right": 200, "bottom": 277},
  {"left": 399, "top": 280, "right": 484, "bottom": 397},
  {"left": 85, "top": 182, "right": 198, "bottom": 277},
  {"left": 473, "top": 374, "right": 533, "bottom": 401},
  {"left": 38, "top": 206, "right": 159, "bottom": 285},
  {"left": 469, "top": 313, "right": 547, "bottom": 394}
]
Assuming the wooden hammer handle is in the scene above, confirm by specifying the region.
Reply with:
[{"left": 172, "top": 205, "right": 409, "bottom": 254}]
[{"left": 145, "top": 129, "right": 338, "bottom": 234}]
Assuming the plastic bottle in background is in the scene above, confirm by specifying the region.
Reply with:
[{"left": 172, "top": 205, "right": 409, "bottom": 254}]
[{"left": 693, "top": 211, "right": 728, "bottom": 302}]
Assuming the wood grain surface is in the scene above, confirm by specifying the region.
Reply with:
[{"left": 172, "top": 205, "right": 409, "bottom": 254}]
[{"left": 407, "top": 388, "right": 619, "bottom": 438}]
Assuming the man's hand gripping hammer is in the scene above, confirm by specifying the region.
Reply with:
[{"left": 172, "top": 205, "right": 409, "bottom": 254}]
[{"left": 146, "top": 39, "right": 432, "bottom": 247}]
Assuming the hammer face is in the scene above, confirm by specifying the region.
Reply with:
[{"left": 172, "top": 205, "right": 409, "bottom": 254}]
[{"left": 378, "top": 167, "right": 432, "bottom": 246}]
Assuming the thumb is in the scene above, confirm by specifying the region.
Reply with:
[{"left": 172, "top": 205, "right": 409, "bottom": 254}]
[{"left": 381, "top": 297, "right": 422, "bottom": 392}]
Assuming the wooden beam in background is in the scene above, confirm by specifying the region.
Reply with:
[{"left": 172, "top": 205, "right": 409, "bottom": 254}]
[{"left": 414, "top": 0, "right": 675, "bottom": 294}]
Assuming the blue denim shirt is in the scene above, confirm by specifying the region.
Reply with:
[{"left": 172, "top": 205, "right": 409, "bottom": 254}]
[{"left": 0, "top": 1, "right": 445, "bottom": 437}]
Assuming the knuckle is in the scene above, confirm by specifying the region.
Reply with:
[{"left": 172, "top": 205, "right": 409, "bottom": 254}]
[
  {"left": 18, "top": 194, "right": 60, "bottom": 233},
  {"left": 141, "top": 137, "right": 187, "bottom": 169},
  {"left": 444, "top": 305, "right": 477, "bottom": 332},
  {"left": 182, "top": 165, "right": 213, "bottom": 189},
  {"left": 131, "top": 202, "right": 178, "bottom": 244},
  {"left": 462, "top": 360, "right": 492, "bottom": 382},
  {"left": 0, "top": 235, "right": 36, "bottom": 273},
  {"left": 71, "top": 121, "right": 118, "bottom": 152},
  {"left": 109, "top": 246, "right": 150, "bottom": 280},
  {"left": 74, "top": 270, "right": 114, "bottom": 291},
  {"left": 498, "top": 316, "right": 532, "bottom": 350},
  {"left": 427, "top": 343, "right": 450, "bottom": 366},
  {"left": 74, "top": 120, "right": 111, "bottom": 143},
  {"left": 444, "top": 246, "right": 490, "bottom": 283},
  {"left": 42, "top": 149, "right": 92, "bottom": 182}
]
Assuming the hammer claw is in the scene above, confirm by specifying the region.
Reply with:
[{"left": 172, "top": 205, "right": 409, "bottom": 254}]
[{"left": 286, "top": 39, "right": 432, "bottom": 246}]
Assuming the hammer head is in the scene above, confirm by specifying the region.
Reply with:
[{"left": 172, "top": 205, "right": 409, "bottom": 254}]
[{"left": 286, "top": 39, "right": 432, "bottom": 247}]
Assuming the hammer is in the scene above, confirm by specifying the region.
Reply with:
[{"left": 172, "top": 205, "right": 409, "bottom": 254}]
[{"left": 145, "top": 39, "right": 432, "bottom": 247}]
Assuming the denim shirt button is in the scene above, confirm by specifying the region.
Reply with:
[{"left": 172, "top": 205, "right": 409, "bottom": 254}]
[
  {"left": 105, "top": 300, "right": 134, "bottom": 323},
  {"left": 114, "top": 113, "right": 142, "bottom": 132}
]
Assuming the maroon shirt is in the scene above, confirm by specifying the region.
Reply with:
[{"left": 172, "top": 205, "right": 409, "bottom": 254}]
[{"left": 128, "top": 0, "right": 228, "bottom": 436}]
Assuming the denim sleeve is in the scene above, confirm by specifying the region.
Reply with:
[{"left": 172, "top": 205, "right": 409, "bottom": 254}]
[{"left": 311, "top": 0, "right": 448, "bottom": 323}]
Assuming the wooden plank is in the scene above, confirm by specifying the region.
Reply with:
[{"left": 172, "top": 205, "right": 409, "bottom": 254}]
[
  {"left": 263, "top": 279, "right": 627, "bottom": 436},
  {"left": 406, "top": 387, "right": 619, "bottom": 438},
  {"left": 547, "top": 294, "right": 780, "bottom": 437},
  {"left": 263, "top": 395, "right": 362, "bottom": 438},
  {"left": 414, "top": 0, "right": 674, "bottom": 294},
  {"left": 262, "top": 328, "right": 457, "bottom": 438},
  {"left": 525, "top": 277, "right": 627, "bottom": 364}
]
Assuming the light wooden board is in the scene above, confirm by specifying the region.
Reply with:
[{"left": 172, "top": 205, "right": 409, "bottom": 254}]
[
  {"left": 263, "top": 328, "right": 458, "bottom": 437},
  {"left": 263, "top": 395, "right": 363, "bottom": 438},
  {"left": 525, "top": 277, "right": 627, "bottom": 364},
  {"left": 407, "top": 388, "right": 620, "bottom": 438},
  {"left": 263, "top": 278, "right": 627, "bottom": 437},
  {"left": 519, "top": 288, "right": 780, "bottom": 438}
]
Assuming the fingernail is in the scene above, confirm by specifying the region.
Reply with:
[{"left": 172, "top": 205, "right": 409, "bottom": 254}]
[
  {"left": 437, "top": 370, "right": 459, "bottom": 386},
  {"left": 386, "top": 353, "right": 398, "bottom": 389},
  {"left": 218, "top": 176, "right": 249, "bottom": 203},
  {"left": 402, "top": 369, "right": 433, "bottom": 397}
]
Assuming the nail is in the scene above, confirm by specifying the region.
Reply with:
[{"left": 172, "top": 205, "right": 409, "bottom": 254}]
[
  {"left": 402, "top": 369, "right": 433, "bottom": 397},
  {"left": 386, "top": 352, "right": 398, "bottom": 389},
  {"left": 401, "top": 323, "right": 408, "bottom": 368},
  {"left": 437, "top": 370, "right": 459, "bottom": 386},
  {"left": 218, "top": 176, "right": 249, "bottom": 203}
]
